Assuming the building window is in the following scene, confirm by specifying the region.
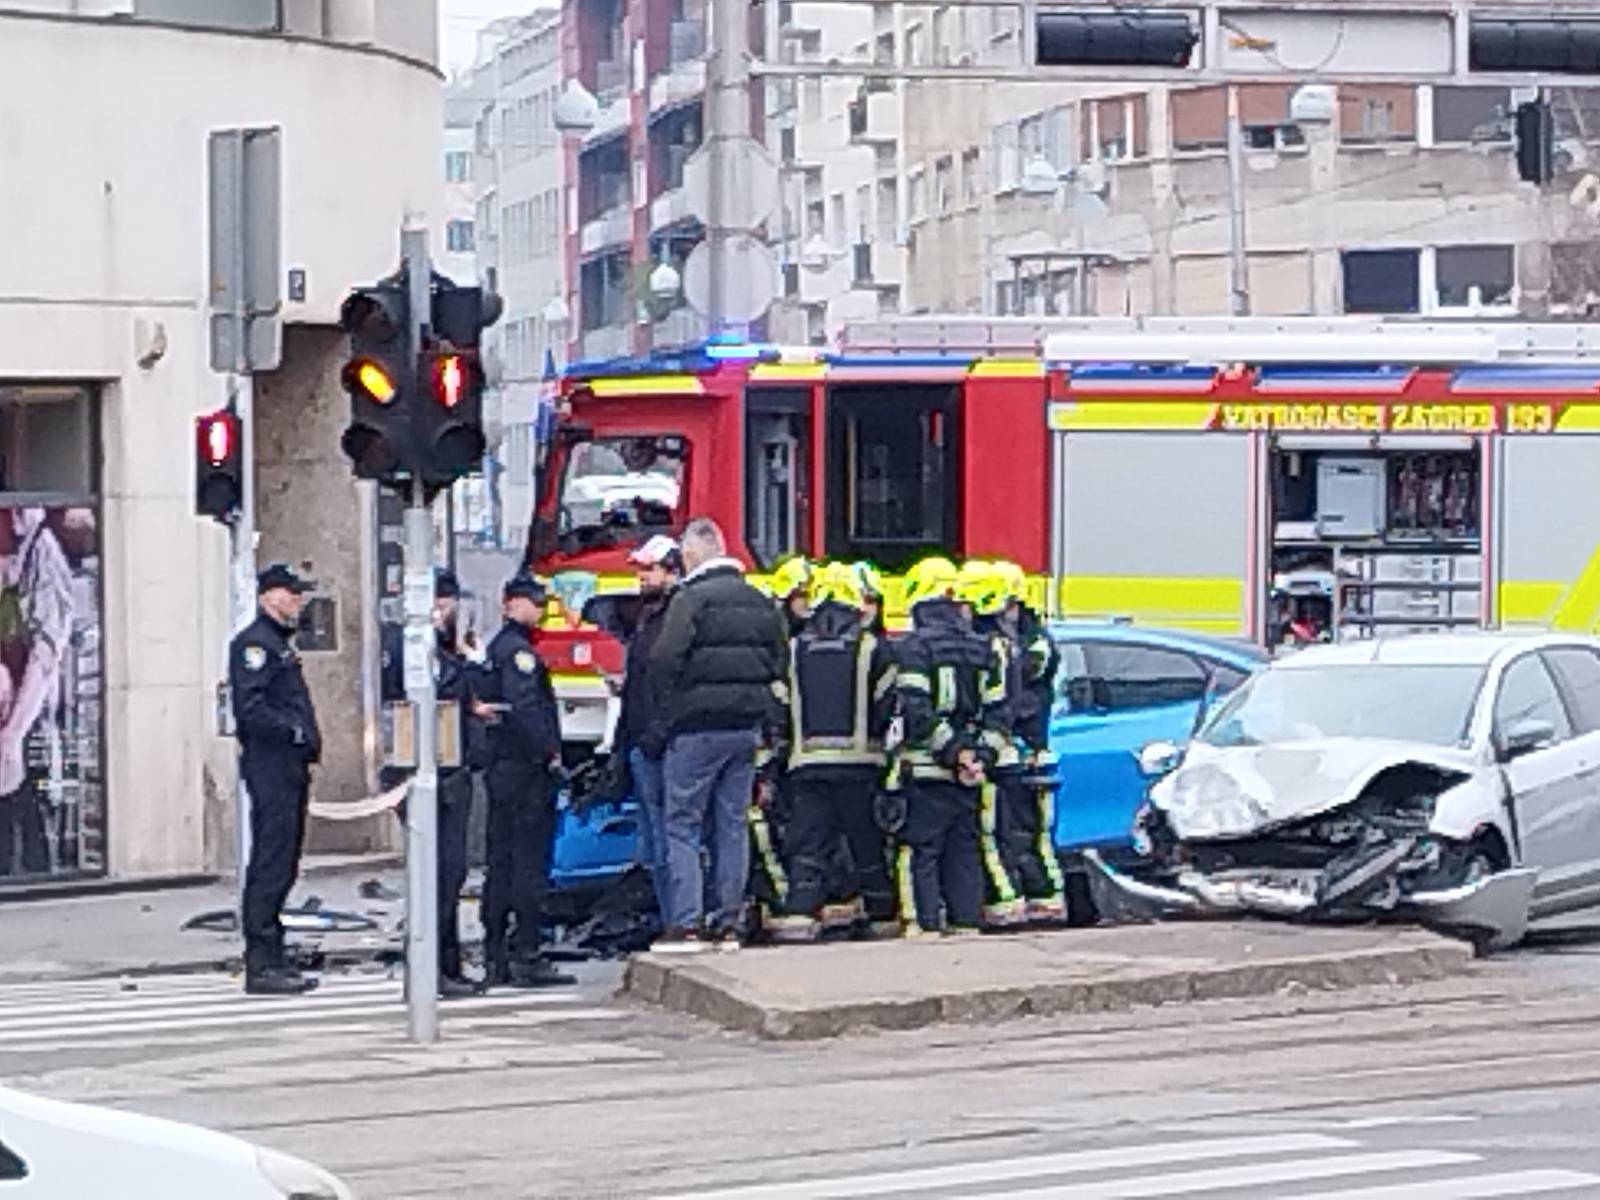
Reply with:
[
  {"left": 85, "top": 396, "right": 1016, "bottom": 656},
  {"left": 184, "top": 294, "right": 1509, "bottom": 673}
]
[
  {"left": 908, "top": 167, "right": 928, "bottom": 224},
  {"left": 0, "top": 385, "right": 103, "bottom": 886},
  {"left": 934, "top": 156, "right": 953, "bottom": 216},
  {"left": 1432, "top": 87, "right": 1512, "bottom": 144},
  {"left": 961, "top": 148, "right": 982, "bottom": 207},
  {"left": 992, "top": 123, "right": 1020, "bottom": 192},
  {"left": 444, "top": 151, "right": 471, "bottom": 183},
  {"left": 446, "top": 220, "right": 476, "bottom": 254},
  {"left": 1435, "top": 245, "right": 1515, "bottom": 310},
  {"left": 1339, "top": 85, "right": 1416, "bottom": 144},
  {"left": 1342, "top": 248, "right": 1420, "bottom": 314}
]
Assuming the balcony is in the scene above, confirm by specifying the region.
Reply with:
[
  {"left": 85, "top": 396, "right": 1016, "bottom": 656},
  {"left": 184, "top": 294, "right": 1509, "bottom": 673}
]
[
  {"left": 585, "top": 94, "right": 630, "bottom": 145},
  {"left": 581, "top": 324, "right": 632, "bottom": 360},
  {"left": 650, "top": 306, "right": 709, "bottom": 348},
  {"left": 651, "top": 185, "right": 695, "bottom": 231},
  {"left": 581, "top": 204, "right": 634, "bottom": 254},
  {"left": 848, "top": 92, "right": 900, "bottom": 146},
  {"left": 650, "top": 56, "right": 707, "bottom": 114}
]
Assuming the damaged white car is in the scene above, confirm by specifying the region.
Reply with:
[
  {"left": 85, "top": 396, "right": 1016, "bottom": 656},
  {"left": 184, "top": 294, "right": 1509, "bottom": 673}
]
[{"left": 1085, "top": 633, "right": 1600, "bottom": 950}]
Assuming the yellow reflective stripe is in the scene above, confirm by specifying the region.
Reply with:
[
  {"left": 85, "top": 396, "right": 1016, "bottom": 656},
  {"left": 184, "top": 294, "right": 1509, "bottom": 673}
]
[
  {"left": 896, "top": 843, "right": 916, "bottom": 923},
  {"left": 1060, "top": 575, "right": 1245, "bottom": 629},
  {"left": 750, "top": 361, "right": 827, "bottom": 381},
  {"left": 873, "top": 663, "right": 898, "bottom": 703},
  {"left": 1048, "top": 401, "right": 1218, "bottom": 432},
  {"left": 897, "top": 671, "right": 931, "bottom": 693},
  {"left": 929, "top": 721, "right": 955, "bottom": 752},
  {"left": 791, "top": 746, "right": 881, "bottom": 768},
  {"left": 1550, "top": 543, "right": 1600, "bottom": 632},
  {"left": 852, "top": 633, "right": 876, "bottom": 755},
  {"left": 969, "top": 358, "right": 1045, "bottom": 378},
  {"left": 978, "top": 782, "right": 1017, "bottom": 903},
  {"left": 1036, "top": 784, "right": 1065, "bottom": 893},
  {"left": 748, "top": 806, "right": 788, "bottom": 902},
  {"left": 1500, "top": 581, "right": 1567, "bottom": 627},
  {"left": 587, "top": 374, "right": 703, "bottom": 397}
]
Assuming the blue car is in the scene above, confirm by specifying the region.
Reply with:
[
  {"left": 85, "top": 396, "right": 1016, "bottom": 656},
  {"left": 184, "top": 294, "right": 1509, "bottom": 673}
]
[{"left": 1048, "top": 623, "right": 1267, "bottom": 860}]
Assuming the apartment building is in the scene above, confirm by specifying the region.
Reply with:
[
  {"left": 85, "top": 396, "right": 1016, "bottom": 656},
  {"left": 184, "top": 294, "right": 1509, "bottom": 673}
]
[
  {"left": 464, "top": 10, "right": 567, "bottom": 549},
  {"left": 899, "top": 11, "right": 1600, "bottom": 320}
]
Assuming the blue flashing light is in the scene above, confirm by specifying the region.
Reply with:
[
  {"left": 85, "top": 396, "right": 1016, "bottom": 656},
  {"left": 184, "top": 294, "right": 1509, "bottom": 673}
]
[{"left": 703, "top": 341, "right": 767, "bottom": 362}]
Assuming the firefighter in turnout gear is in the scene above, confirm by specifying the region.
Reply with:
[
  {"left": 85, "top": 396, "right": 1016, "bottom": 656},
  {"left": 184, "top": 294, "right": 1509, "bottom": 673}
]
[
  {"left": 975, "top": 561, "right": 1069, "bottom": 924},
  {"left": 956, "top": 560, "right": 1029, "bottom": 929},
  {"left": 885, "top": 556, "right": 1003, "bottom": 935},
  {"left": 768, "top": 555, "right": 814, "bottom": 638},
  {"left": 770, "top": 563, "right": 897, "bottom": 942}
]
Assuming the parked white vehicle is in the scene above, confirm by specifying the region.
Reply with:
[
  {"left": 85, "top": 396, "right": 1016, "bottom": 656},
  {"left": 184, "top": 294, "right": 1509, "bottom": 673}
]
[
  {"left": 0, "top": 1085, "right": 350, "bottom": 1199},
  {"left": 1087, "top": 633, "right": 1600, "bottom": 950}
]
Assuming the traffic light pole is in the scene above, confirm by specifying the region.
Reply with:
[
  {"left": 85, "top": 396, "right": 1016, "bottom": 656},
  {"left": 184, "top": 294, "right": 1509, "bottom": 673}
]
[
  {"left": 401, "top": 225, "right": 441, "bottom": 1045},
  {"left": 229, "top": 372, "right": 256, "bottom": 916}
]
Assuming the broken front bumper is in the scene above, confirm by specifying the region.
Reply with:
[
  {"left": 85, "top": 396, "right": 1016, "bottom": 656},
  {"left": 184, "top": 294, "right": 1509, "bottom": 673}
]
[{"left": 1082, "top": 849, "right": 1537, "bottom": 948}]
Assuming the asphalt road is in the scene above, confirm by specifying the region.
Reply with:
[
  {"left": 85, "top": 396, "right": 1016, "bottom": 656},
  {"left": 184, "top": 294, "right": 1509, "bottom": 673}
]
[{"left": 10, "top": 925, "right": 1600, "bottom": 1198}]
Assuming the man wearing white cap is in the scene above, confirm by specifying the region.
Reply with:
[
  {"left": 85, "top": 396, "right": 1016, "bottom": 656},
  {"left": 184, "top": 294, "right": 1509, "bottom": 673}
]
[{"left": 618, "top": 535, "right": 682, "bottom": 921}]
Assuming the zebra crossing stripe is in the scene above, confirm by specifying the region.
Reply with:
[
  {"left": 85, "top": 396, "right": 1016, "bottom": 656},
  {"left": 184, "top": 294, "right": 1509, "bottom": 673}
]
[
  {"left": 994, "top": 1151, "right": 1480, "bottom": 1199},
  {"left": 657, "top": 1134, "right": 1357, "bottom": 1199},
  {"left": 1285, "top": 1167, "right": 1600, "bottom": 1199}
]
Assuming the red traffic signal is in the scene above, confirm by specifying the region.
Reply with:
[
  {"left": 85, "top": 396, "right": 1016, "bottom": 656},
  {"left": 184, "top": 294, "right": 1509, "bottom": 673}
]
[
  {"left": 195, "top": 409, "right": 243, "bottom": 523},
  {"left": 432, "top": 353, "right": 468, "bottom": 408}
]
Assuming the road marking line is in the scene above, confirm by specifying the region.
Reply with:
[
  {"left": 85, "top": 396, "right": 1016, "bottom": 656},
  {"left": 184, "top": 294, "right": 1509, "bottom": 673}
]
[
  {"left": 657, "top": 1134, "right": 1357, "bottom": 1199},
  {"left": 0, "top": 1000, "right": 624, "bottom": 1044},
  {"left": 1285, "top": 1167, "right": 1600, "bottom": 1199},
  {"left": 995, "top": 1151, "right": 1478, "bottom": 1199},
  {"left": 0, "top": 978, "right": 405, "bottom": 1019}
]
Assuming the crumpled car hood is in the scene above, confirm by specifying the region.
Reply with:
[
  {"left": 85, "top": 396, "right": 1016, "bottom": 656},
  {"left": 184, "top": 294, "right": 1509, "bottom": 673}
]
[{"left": 1151, "top": 738, "right": 1479, "bottom": 840}]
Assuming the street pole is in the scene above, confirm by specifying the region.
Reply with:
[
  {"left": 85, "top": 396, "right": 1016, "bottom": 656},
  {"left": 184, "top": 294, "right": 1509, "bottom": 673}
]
[
  {"left": 401, "top": 225, "right": 440, "bottom": 1044},
  {"left": 705, "top": 0, "right": 750, "bottom": 335},
  {"left": 1225, "top": 84, "right": 1251, "bottom": 316},
  {"left": 229, "top": 371, "right": 255, "bottom": 914}
]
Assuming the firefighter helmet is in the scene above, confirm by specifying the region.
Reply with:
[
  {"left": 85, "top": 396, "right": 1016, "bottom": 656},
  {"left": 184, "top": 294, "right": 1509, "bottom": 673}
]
[
  {"left": 955, "top": 560, "right": 1008, "bottom": 616},
  {"left": 903, "top": 556, "right": 959, "bottom": 609},
  {"left": 991, "top": 560, "right": 1028, "bottom": 605},
  {"left": 809, "top": 562, "right": 865, "bottom": 609},
  {"left": 769, "top": 556, "right": 812, "bottom": 600}
]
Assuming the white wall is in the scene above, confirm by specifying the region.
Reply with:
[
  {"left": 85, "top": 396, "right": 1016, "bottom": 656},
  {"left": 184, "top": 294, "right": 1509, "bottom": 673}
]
[{"left": 0, "top": 13, "right": 442, "bottom": 879}]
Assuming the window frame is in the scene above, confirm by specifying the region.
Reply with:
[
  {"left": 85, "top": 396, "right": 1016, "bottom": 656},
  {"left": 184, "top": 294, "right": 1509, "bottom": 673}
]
[{"left": 1493, "top": 652, "right": 1576, "bottom": 750}]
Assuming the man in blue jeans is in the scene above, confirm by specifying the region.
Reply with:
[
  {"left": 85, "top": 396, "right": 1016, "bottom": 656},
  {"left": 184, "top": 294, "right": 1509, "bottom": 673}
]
[
  {"left": 649, "top": 517, "right": 788, "bottom": 953},
  {"left": 617, "top": 535, "right": 682, "bottom": 922}
]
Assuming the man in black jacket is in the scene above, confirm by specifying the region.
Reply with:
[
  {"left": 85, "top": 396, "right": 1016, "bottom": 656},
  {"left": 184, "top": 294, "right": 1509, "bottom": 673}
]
[
  {"left": 649, "top": 518, "right": 788, "bottom": 951},
  {"left": 229, "top": 564, "right": 321, "bottom": 994},
  {"left": 477, "top": 571, "right": 573, "bottom": 987},
  {"left": 618, "top": 535, "right": 682, "bottom": 921}
]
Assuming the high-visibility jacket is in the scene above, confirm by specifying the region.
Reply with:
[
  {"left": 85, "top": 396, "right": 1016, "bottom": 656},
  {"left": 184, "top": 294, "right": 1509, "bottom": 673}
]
[{"left": 887, "top": 598, "right": 1006, "bottom": 786}]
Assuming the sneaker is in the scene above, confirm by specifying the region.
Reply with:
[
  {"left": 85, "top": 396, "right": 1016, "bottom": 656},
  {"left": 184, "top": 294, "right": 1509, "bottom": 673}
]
[
  {"left": 710, "top": 926, "right": 743, "bottom": 954},
  {"left": 244, "top": 967, "right": 318, "bottom": 996},
  {"left": 507, "top": 957, "right": 578, "bottom": 988},
  {"left": 650, "top": 928, "right": 710, "bottom": 956}
]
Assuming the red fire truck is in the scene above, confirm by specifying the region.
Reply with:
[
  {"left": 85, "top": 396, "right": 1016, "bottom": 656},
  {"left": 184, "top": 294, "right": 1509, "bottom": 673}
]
[{"left": 528, "top": 316, "right": 1600, "bottom": 745}]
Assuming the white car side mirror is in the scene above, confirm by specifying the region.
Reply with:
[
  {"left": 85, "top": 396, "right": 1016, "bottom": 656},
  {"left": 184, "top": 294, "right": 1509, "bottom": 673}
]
[{"left": 1138, "top": 740, "right": 1182, "bottom": 778}]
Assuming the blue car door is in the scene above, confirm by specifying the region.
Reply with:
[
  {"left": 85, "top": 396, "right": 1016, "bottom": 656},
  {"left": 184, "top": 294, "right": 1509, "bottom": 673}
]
[{"left": 1052, "top": 640, "right": 1211, "bottom": 852}]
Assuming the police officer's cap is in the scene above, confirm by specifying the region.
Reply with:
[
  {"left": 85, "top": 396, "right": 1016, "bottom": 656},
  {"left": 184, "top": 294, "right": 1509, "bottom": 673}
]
[
  {"left": 257, "top": 563, "right": 314, "bottom": 595},
  {"left": 503, "top": 570, "right": 548, "bottom": 602},
  {"left": 435, "top": 568, "right": 461, "bottom": 600}
]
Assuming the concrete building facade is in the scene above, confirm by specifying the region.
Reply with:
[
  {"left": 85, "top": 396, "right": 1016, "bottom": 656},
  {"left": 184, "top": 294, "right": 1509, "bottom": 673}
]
[{"left": 0, "top": 3, "right": 443, "bottom": 887}]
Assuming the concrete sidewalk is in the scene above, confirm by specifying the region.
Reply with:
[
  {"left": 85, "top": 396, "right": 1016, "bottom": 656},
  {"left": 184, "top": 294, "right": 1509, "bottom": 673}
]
[
  {"left": 623, "top": 922, "right": 1477, "bottom": 1040},
  {"left": 0, "top": 857, "right": 412, "bottom": 983}
]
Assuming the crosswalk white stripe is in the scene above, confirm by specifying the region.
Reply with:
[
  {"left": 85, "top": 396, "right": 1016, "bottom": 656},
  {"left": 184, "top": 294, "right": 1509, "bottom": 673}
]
[
  {"left": 0, "top": 978, "right": 586, "bottom": 1025},
  {"left": 993, "top": 1151, "right": 1479, "bottom": 1200},
  {"left": 0, "top": 998, "right": 623, "bottom": 1045},
  {"left": 657, "top": 1135, "right": 1359, "bottom": 1200},
  {"left": 1283, "top": 1167, "right": 1600, "bottom": 1200},
  {"left": 0, "top": 977, "right": 403, "bottom": 1019},
  {"left": 0, "top": 975, "right": 252, "bottom": 1000}
]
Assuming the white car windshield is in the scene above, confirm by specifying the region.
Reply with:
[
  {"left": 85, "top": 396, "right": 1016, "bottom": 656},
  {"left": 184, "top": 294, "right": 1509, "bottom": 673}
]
[{"left": 1199, "top": 664, "right": 1487, "bottom": 749}]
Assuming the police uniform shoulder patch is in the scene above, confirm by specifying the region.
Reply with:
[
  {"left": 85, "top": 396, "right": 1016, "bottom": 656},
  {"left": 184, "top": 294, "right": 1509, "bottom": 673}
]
[
  {"left": 513, "top": 649, "right": 537, "bottom": 674},
  {"left": 243, "top": 645, "right": 267, "bottom": 671}
]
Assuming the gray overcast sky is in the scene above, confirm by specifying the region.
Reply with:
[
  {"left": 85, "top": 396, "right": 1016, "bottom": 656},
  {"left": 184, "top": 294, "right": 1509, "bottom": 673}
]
[{"left": 439, "top": 0, "right": 540, "bottom": 76}]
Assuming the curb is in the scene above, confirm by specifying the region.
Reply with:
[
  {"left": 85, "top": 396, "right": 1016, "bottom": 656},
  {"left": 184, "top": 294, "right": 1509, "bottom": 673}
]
[{"left": 622, "top": 936, "right": 1476, "bottom": 1041}]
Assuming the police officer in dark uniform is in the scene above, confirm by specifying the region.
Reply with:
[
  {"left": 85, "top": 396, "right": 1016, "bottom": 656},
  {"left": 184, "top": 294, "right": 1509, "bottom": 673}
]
[
  {"left": 230, "top": 564, "right": 321, "bottom": 995},
  {"left": 431, "top": 569, "right": 482, "bottom": 998},
  {"left": 477, "top": 570, "right": 574, "bottom": 988}
]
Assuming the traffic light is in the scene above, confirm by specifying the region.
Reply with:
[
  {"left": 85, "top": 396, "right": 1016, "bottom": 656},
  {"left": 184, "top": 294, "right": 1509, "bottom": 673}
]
[
  {"left": 1515, "top": 98, "right": 1555, "bottom": 185},
  {"left": 339, "top": 276, "right": 413, "bottom": 482},
  {"left": 194, "top": 408, "right": 243, "bottom": 523},
  {"left": 1036, "top": 11, "right": 1197, "bottom": 67},
  {"left": 415, "top": 277, "right": 502, "bottom": 487},
  {"left": 1470, "top": 20, "right": 1600, "bottom": 74}
]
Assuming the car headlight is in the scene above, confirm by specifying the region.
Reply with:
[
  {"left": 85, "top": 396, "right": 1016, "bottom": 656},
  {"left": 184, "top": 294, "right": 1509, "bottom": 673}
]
[{"left": 254, "top": 1146, "right": 353, "bottom": 1200}]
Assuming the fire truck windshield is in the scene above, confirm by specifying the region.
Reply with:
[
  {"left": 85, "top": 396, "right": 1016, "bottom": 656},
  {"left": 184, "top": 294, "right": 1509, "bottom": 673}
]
[{"left": 556, "top": 434, "right": 685, "bottom": 547}]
